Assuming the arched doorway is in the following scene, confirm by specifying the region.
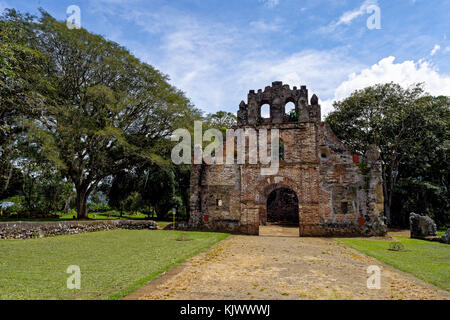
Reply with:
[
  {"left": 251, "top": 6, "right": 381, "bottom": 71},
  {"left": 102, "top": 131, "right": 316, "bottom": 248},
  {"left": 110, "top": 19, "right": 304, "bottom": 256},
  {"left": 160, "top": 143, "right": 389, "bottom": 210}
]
[{"left": 266, "top": 188, "right": 299, "bottom": 226}]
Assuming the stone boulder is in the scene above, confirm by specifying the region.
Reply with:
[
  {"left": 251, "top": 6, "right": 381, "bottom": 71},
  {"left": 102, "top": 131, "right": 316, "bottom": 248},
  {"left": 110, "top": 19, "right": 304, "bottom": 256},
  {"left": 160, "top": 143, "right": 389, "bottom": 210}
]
[
  {"left": 441, "top": 229, "right": 450, "bottom": 244},
  {"left": 409, "top": 212, "right": 437, "bottom": 239}
]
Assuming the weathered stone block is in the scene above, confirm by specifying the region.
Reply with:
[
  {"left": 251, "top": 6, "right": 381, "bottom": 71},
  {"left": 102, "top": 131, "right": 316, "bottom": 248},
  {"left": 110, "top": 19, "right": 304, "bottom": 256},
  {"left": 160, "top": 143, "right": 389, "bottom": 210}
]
[
  {"left": 440, "top": 229, "right": 450, "bottom": 244},
  {"left": 409, "top": 212, "right": 437, "bottom": 239}
]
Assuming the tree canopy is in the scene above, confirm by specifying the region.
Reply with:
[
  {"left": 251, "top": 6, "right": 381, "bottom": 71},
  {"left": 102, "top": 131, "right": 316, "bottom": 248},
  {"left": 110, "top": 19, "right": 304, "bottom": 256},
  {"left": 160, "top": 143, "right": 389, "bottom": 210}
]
[
  {"left": 327, "top": 83, "right": 449, "bottom": 227},
  {"left": 0, "top": 9, "right": 201, "bottom": 219}
]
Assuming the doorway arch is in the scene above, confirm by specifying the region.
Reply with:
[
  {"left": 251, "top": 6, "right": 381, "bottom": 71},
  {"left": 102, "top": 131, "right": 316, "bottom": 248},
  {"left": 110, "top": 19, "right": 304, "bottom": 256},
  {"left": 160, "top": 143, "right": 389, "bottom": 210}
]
[{"left": 266, "top": 187, "right": 299, "bottom": 226}]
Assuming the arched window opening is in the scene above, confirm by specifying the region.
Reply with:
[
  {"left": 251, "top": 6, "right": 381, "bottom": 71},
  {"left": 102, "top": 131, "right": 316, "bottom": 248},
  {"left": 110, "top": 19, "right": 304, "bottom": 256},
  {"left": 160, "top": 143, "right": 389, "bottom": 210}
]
[
  {"left": 260, "top": 104, "right": 270, "bottom": 119},
  {"left": 285, "top": 102, "right": 295, "bottom": 116}
]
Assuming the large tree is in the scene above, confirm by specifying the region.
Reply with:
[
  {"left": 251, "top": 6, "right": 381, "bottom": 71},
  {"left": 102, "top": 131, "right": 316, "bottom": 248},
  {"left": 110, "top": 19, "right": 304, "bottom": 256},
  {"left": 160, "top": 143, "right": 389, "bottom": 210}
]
[
  {"left": 390, "top": 95, "right": 450, "bottom": 226},
  {"left": 1, "top": 10, "right": 201, "bottom": 219},
  {"left": 205, "top": 111, "right": 237, "bottom": 132},
  {"left": 327, "top": 83, "right": 449, "bottom": 226},
  {"left": 0, "top": 10, "right": 48, "bottom": 196}
]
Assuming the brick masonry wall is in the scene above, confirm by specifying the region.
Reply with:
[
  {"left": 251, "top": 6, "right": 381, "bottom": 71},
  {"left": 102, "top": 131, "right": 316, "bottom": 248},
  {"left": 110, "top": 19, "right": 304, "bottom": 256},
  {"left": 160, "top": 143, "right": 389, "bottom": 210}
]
[
  {"left": 189, "top": 83, "right": 386, "bottom": 237},
  {"left": 189, "top": 122, "right": 386, "bottom": 237},
  {"left": 0, "top": 220, "right": 157, "bottom": 240}
]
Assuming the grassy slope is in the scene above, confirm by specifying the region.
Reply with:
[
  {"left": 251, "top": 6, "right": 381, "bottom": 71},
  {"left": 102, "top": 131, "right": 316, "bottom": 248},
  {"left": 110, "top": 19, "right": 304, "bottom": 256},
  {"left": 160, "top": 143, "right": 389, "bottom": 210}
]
[
  {"left": 0, "top": 230, "right": 228, "bottom": 300},
  {"left": 337, "top": 236, "right": 450, "bottom": 291}
]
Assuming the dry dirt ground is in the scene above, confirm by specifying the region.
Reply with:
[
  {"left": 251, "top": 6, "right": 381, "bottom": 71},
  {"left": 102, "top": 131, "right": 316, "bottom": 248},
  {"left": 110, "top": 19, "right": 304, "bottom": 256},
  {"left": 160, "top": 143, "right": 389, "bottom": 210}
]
[{"left": 125, "top": 226, "right": 449, "bottom": 300}]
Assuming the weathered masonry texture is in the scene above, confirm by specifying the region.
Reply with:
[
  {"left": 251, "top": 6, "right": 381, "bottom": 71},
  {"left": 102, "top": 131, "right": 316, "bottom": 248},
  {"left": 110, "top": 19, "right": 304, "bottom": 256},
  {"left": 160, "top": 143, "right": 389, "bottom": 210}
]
[{"left": 189, "top": 82, "right": 387, "bottom": 237}]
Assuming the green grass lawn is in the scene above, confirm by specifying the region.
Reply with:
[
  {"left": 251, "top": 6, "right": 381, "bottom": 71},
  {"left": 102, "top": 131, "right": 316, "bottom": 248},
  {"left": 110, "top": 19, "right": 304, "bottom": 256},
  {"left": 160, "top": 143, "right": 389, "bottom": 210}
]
[
  {"left": 337, "top": 236, "right": 450, "bottom": 291},
  {"left": 0, "top": 211, "right": 181, "bottom": 229},
  {"left": 0, "top": 211, "right": 148, "bottom": 221},
  {"left": 0, "top": 229, "right": 228, "bottom": 300},
  {"left": 156, "top": 221, "right": 172, "bottom": 228}
]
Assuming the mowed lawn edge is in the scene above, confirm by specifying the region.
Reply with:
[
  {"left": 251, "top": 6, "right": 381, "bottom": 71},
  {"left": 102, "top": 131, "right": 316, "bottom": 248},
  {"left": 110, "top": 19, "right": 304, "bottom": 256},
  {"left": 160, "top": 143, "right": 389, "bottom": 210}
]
[
  {"left": 0, "top": 229, "right": 229, "bottom": 300},
  {"left": 336, "top": 236, "right": 450, "bottom": 291},
  {"left": 108, "top": 232, "right": 229, "bottom": 300}
]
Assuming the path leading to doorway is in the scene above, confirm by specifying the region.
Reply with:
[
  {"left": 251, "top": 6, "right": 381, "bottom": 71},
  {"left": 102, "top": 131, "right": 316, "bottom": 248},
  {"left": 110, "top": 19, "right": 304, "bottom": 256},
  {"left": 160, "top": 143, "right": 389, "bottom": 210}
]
[{"left": 125, "top": 227, "right": 449, "bottom": 300}]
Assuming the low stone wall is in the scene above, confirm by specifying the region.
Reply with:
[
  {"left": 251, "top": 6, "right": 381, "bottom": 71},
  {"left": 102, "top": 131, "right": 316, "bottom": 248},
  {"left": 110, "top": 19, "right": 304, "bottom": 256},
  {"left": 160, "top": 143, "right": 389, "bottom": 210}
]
[{"left": 0, "top": 220, "right": 157, "bottom": 240}]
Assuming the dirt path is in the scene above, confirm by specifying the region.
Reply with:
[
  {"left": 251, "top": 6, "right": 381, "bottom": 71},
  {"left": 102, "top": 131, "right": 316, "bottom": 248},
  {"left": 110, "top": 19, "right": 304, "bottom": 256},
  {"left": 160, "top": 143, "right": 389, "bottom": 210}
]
[{"left": 125, "top": 226, "right": 449, "bottom": 300}]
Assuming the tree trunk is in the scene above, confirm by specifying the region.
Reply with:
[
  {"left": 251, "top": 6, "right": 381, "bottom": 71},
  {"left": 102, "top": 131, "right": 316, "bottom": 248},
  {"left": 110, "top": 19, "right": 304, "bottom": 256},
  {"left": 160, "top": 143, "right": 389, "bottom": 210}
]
[
  {"left": 63, "top": 193, "right": 73, "bottom": 214},
  {"left": 2, "top": 163, "right": 13, "bottom": 193},
  {"left": 386, "top": 185, "right": 395, "bottom": 226},
  {"left": 384, "top": 201, "right": 391, "bottom": 226},
  {"left": 76, "top": 189, "right": 89, "bottom": 219},
  {"left": 381, "top": 166, "right": 391, "bottom": 226}
]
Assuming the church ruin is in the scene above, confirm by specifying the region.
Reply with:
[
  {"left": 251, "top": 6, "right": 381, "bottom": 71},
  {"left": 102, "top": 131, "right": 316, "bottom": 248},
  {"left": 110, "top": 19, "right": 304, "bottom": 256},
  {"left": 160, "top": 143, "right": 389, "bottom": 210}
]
[{"left": 189, "top": 82, "right": 387, "bottom": 237}]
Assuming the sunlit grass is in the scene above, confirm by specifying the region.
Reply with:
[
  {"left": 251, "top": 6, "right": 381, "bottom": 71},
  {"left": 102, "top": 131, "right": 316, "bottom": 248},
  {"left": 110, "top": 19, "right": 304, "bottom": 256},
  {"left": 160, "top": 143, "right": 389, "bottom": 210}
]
[
  {"left": 337, "top": 235, "right": 450, "bottom": 291},
  {"left": 0, "top": 229, "right": 228, "bottom": 300}
]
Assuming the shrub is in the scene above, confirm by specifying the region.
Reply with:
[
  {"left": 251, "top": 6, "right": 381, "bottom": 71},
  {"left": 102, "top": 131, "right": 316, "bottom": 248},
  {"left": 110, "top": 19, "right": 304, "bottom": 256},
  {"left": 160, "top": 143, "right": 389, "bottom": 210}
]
[
  {"left": 1, "top": 196, "right": 27, "bottom": 216},
  {"left": 388, "top": 242, "right": 406, "bottom": 252},
  {"left": 87, "top": 202, "right": 111, "bottom": 213}
]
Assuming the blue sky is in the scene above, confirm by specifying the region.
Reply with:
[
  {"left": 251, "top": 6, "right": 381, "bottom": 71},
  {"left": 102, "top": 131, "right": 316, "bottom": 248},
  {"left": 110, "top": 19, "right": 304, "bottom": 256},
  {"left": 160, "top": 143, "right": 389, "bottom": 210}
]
[{"left": 2, "top": 0, "right": 450, "bottom": 116}]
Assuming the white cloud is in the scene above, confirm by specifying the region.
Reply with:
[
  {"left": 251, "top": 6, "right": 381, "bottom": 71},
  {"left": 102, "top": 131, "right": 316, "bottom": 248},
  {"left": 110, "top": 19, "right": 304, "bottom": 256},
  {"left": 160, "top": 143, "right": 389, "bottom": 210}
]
[
  {"left": 157, "top": 32, "right": 364, "bottom": 115},
  {"left": 430, "top": 44, "right": 441, "bottom": 56},
  {"left": 90, "top": 2, "right": 450, "bottom": 120},
  {"left": 114, "top": 9, "right": 363, "bottom": 115},
  {"left": 445, "top": 46, "right": 450, "bottom": 53},
  {"left": 237, "top": 49, "right": 364, "bottom": 104},
  {"left": 249, "top": 19, "right": 283, "bottom": 32},
  {"left": 259, "top": 0, "right": 280, "bottom": 9},
  {"left": 322, "top": 0, "right": 378, "bottom": 32},
  {"left": 322, "top": 56, "right": 450, "bottom": 116},
  {"left": 117, "top": 10, "right": 379, "bottom": 119}
]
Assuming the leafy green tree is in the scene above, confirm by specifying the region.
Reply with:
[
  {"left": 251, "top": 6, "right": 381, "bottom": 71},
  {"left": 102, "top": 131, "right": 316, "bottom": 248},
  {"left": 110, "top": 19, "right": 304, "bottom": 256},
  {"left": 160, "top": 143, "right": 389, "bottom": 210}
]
[
  {"left": 2, "top": 10, "right": 201, "bottom": 219},
  {"left": 107, "top": 163, "right": 183, "bottom": 220},
  {"left": 123, "top": 192, "right": 144, "bottom": 215},
  {"left": 391, "top": 95, "right": 450, "bottom": 226},
  {"left": 0, "top": 10, "right": 49, "bottom": 197},
  {"left": 107, "top": 170, "right": 139, "bottom": 216},
  {"left": 327, "top": 83, "right": 449, "bottom": 227},
  {"left": 140, "top": 163, "right": 182, "bottom": 220},
  {"left": 205, "top": 111, "right": 237, "bottom": 135},
  {"left": 0, "top": 166, "right": 22, "bottom": 200}
]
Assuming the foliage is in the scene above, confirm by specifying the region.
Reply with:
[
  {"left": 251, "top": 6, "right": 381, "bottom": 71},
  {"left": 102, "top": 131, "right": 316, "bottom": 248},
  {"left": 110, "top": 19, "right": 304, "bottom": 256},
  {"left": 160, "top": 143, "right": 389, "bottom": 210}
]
[
  {"left": 0, "top": 10, "right": 201, "bottom": 219},
  {"left": 0, "top": 9, "right": 49, "bottom": 202},
  {"left": 388, "top": 242, "right": 406, "bottom": 252},
  {"left": 106, "top": 161, "right": 188, "bottom": 220},
  {"left": 87, "top": 202, "right": 111, "bottom": 213},
  {"left": 288, "top": 109, "right": 299, "bottom": 122},
  {"left": 327, "top": 83, "right": 449, "bottom": 227},
  {"left": 205, "top": 111, "right": 237, "bottom": 134},
  {"left": 1, "top": 195, "right": 26, "bottom": 216}
]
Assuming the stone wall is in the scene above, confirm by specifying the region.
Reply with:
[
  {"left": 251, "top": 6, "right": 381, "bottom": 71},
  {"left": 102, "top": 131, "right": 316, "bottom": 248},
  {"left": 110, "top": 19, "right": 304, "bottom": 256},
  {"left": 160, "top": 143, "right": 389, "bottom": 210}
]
[
  {"left": 189, "top": 82, "right": 387, "bottom": 237},
  {"left": 0, "top": 220, "right": 157, "bottom": 240}
]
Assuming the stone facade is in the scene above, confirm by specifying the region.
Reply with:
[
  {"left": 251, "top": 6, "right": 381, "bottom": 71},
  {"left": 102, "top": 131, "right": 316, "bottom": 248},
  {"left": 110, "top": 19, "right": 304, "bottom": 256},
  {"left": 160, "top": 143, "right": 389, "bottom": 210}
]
[
  {"left": 189, "top": 82, "right": 387, "bottom": 237},
  {"left": 0, "top": 220, "right": 157, "bottom": 240}
]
